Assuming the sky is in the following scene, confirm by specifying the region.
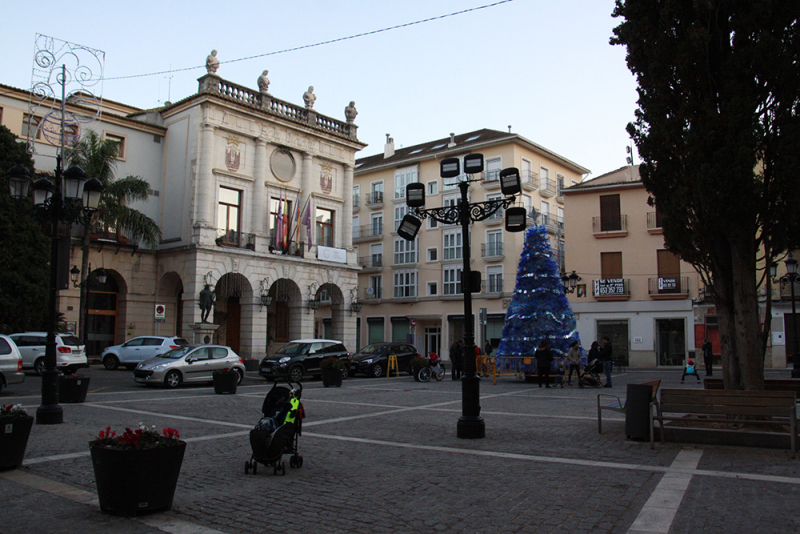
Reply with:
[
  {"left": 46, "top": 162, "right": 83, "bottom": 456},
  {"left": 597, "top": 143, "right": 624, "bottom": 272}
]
[{"left": 1, "top": 0, "right": 640, "bottom": 178}]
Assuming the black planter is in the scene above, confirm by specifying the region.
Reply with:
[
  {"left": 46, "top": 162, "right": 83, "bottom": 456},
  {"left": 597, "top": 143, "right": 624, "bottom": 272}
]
[
  {"left": 0, "top": 416, "right": 34, "bottom": 470},
  {"left": 244, "top": 359, "right": 260, "bottom": 372},
  {"left": 90, "top": 441, "right": 186, "bottom": 515},
  {"left": 213, "top": 372, "right": 238, "bottom": 394},
  {"left": 322, "top": 368, "right": 343, "bottom": 387},
  {"left": 59, "top": 376, "right": 90, "bottom": 403}
]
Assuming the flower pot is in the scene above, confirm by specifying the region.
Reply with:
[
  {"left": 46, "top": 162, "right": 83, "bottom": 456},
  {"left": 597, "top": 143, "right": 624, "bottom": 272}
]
[
  {"left": 0, "top": 415, "right": 34, "bottom": 470},
  {"left": 90, "top": 441, "right": 186, "bottom": 515},
  {"left": 59, "top": 376, "right": 90, "bottom": 403},
  {"left": 213, "top": 372, "right": 238, "bottom": 394},
  {"left": 322, "top": 368, "right": 343, "bottom": 387},
  {"left": 244, "top": 359, "right": 260, "bottom": 372}
]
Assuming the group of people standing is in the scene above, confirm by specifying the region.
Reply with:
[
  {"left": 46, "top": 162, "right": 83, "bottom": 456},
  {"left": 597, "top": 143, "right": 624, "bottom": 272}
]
[
  {"left": 448, "top": 339, "right": 494, "bottom": 380},
  {"left": 534, "top": 336, "right": 614, "bottom": 388}
]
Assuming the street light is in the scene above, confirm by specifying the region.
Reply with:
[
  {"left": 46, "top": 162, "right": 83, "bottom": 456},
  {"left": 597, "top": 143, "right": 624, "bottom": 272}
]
[
  {"left": 399, "top": 154, "right": 526, "bottom": 439},
  {"left": 561, "top": 271, "right": 582, "bottom": 294},
  {"left": 771, "top": 253, "right": 800, "bottom": 378}
]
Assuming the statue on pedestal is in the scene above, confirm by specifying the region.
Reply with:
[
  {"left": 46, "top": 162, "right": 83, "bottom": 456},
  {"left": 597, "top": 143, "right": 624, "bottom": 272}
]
[
  {"left": 345, "top": 101, "right": 358, "bottom": 123},
  {"left": 258, "top": 70, "right": 270, "bottom": 94},
  {"left": 206, "top": 50, "right": 220, "bottom": 74},
  {"left": 303, "top": 86, "right": 316, "bottom": 109},
  {"left": 199, "top": 284, "right": 216, "bottom": 323}
]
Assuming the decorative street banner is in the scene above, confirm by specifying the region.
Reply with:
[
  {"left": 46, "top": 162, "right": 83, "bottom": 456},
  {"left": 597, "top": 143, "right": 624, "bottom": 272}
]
[{"left": 594, "top": 278, "right": 625, "bottom": 296}]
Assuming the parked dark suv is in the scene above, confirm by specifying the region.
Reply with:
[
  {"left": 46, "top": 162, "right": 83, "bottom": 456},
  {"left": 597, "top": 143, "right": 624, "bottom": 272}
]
[
  {"left": 259, "top": 339, "right": 350, "bottom": 382},
  {"left": 350, "top": 342, "right": 420, "bottom": 378}
]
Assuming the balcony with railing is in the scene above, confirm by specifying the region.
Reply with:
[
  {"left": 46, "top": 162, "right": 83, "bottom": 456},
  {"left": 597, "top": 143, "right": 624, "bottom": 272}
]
[
  {"left": 365, "top": 191, "right": 384, "bottom": 207},
  {"left": 481, "top": 169, "right": 501, "bottom": 189},
  {"left": 648, "top": 277, "right": 690, "bottom": 299},
  {"left": 216, "top": 228, "right": 257, "bottom": 251},
  {"left": 647, "top": 211, "right": 663, "bottom": 234},
  {"left": 592, "top": 215, "right": 628, "bottom": 237},
  {"left": 353, "top": 222, "right": 384, "bottom": 243},
  {"left": 267, "top": 235, "right": 306, "bottom": 257},
  {"left": 357, "top": 254, "right": 383, "bottom": 271},
  {"left": 352, "top": 194, "right": 360, "bottom": 212},
  {"left": 521, "top": 169, "right": 538, "bottom": 191},
  {"left": 481, "top": 242, "right": 504, "bottom": 260},
  {"left": 592, "top": 278, "right": 631, "bottom": 301},
  {"left": 540, "top": 177, "right": 556, "bottom": 197},
  {"left": 482, "top": 203, "right": 504, "bottom": 225},
  {"left": 198, "top": 75, "right": 357, "bottom": 140},
  {"left": 540, "top": 214, "right": 564, "bottom": 235}
]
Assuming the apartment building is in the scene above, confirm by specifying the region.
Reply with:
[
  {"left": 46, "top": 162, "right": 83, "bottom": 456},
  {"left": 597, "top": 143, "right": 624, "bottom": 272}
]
[
  {"left": 562, "top": 165, "right": 702, "bottom": 367},
  {"left": 0, "top": 57, "right": 365, "bottom": 358},
  {"left": 353, "top": 130, "right": 589, "bottom": 360}
]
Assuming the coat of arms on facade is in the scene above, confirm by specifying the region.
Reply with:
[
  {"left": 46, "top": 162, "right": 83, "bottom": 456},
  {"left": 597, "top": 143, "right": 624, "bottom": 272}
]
[
  {"left": 320, "top": 162, "right": 333, "bottom": 194},
  {"left": 225, "top": 135, "right": 241, "bottom": 172}
]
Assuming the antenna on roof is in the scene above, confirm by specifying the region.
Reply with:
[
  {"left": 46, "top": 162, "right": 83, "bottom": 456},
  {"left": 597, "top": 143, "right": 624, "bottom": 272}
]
[{"left": 508, "top": 125, "right": 512, "bottom": 133}]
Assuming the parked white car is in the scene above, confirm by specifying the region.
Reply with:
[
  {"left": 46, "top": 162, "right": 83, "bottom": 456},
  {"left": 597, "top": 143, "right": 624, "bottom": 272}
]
[
  {"left": 9, "top": 332, "right": 88, "bottom": 375},
  {"left": 0, "top": 334, "right": 25, "bottom": 393},
  {"left": 101, "top": 336, "right": 189, "bottom": 370}
]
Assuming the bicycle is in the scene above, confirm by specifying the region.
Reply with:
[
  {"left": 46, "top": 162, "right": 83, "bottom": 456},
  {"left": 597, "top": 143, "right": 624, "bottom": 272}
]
[{"left": 418, "top": 362, "right": 445, "bottom": 382}]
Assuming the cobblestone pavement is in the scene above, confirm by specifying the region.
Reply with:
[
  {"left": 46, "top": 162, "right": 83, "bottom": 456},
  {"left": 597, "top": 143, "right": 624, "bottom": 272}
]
[{"left": 1, "top": 368, "right": 799, "bottom": 533}]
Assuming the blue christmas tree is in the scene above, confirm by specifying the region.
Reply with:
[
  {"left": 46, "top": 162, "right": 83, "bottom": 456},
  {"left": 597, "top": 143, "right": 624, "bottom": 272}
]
[{"left": 496, "top": 225, "right": 583, "bottom": 376}]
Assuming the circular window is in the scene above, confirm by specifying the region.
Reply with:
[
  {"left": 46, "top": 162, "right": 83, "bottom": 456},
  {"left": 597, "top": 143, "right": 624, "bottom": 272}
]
[{"left": 270, "top": 148, "right": 296, "bottom": 182}]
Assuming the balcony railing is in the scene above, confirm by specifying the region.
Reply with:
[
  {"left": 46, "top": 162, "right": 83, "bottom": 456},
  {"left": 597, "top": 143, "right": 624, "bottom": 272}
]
[
  {"left": 357, "top": 254, "right": 383, "bottom": 269},
  {"left": 353, "top": 222, "right": 384, "bottom": 242},
  {"left": 648, "top": 277, "right": 690, "bottom": 298},
  {"left": 592, "top": 215, "right": 628, "bottom": 235},
  {"left": 520, "top": 169, "right": 538, "bottom": 191},
  {"left": 482, "top": 169, "right": 501, "bottom": 187},
  {"left": 592, "top": 278, "right": 631, "bottom": 299},
  {"left": 485, "top": 277, "right": 504, "bottom": 294},
  {"left": 366, "top": 191, "right": 384, "bottom": 205},
  {"left": 647, "top": 212, "right": 663, "bottom": 232},
  {"left": 353, "top": 195, "right": 360, "bottom": 210},
  {"left": 540, "top": 178, "right": 556, "bottom": 197},
  {"left": 540, "top": 214, "right": 564, "bottom": 235},
  {"left": 482, "top": 242, "right": 504, "bottom": 258},
  {"left": 267, "top": 235, "right": 306, "bottom": 257}
]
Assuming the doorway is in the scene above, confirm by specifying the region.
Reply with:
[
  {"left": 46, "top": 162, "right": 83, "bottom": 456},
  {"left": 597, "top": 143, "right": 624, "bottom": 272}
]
[
  {"left": 656, "top": 318, "right": 686, "bottom": 366},
  {"left": 425, "top": 327, "right": 441, "bottom": 357}
]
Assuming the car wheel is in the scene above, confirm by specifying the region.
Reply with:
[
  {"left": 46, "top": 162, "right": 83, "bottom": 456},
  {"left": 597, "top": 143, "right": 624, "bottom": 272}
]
[
  {"left": 103, "top": 355, "right": 119, "bottom": 370},
  {"left": 288, "top": 365, "right": 303, "bottom": 383},
  {"left": 371, "top": 363, "right": 384, "bottom": 378},
  {"left": 340, "top": 366, "right": 349, "bottom": 380},
  {"left": 164, "top": 370, "right": 182, "bottom": 388},
  {"left": 34, "top": 358, "right": 46, "bottom": 376},
  {"left": 235, "top": 368, "right": 244, "bottom": 384}
]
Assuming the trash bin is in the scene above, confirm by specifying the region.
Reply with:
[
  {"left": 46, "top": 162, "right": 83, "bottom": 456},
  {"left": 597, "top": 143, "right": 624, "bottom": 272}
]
[{"left": 624, "top": 383, "right": 653, "bottom": 441}]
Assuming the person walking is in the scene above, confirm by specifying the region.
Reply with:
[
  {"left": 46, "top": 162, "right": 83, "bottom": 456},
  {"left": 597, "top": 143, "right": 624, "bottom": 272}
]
[
  {"left": 600, "top": 336, "right": 613, "bottom": 388},
  {"left": 534, "top": 339, "right": 553, "bottom": 388},
  {"left": 566, "top": 341, "right": 581, "bottom": 386},
  {"left": 450, "top": 339, "right": 462, "bottom": 380},
  {"left": 702, "top": 338, "right": 713, "bottom": 376}
]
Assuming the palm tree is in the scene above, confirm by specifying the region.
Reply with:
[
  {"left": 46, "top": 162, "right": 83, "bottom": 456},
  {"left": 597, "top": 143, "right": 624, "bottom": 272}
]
[{"left": 69, "top": 131, "right": 161, "bottom": 346}]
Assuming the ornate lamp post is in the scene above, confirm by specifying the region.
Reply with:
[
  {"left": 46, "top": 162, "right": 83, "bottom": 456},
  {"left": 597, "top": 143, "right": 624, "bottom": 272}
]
[
  {"left": 771, "top": 253, "right": 800, "bottom": 378},
  {"left": 398, "top": 155, "right": 526, "bottom": 438},
  {"left": 561, "top": 271, "right": 582, "bottom": 294}
]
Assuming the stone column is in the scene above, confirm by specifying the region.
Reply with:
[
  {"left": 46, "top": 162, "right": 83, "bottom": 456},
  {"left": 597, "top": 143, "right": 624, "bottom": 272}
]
[
  {"left": 196, "top": 122, "right": 215, "bottom": 233},
  {"left": 343, "top": 165, "right": 354, "bottom": 250},
  {"left": 252, "top": 138, "right": 268, "bottom": 238}
]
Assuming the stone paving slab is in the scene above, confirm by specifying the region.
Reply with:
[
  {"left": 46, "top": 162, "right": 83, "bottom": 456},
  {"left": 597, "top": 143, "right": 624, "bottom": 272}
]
[{"left": 1, "top": 369, "right": 799, "bottom": 533}]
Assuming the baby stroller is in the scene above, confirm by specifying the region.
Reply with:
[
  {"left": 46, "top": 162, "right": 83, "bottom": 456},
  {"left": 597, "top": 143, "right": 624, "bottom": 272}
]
[
  {"left": 578, "top": 359, "right": 603, "bottom": 388},
  {"left": 245, "top": 380, "right": 304, "bottom": 475}
]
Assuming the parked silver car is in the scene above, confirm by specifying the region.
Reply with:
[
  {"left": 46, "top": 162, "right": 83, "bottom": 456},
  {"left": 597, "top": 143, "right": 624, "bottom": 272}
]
[
  {"left": 134, "top": 345, "right": 245, "bottom": 388},
  {"left": 9, "top": 332, "right": 88, "bottom": 375},
  {"left": 0, "top": 334, "right": 25, "bottom": 393},
  {"left": 101, "top": 336, "right": 189, "bottom": 370}
]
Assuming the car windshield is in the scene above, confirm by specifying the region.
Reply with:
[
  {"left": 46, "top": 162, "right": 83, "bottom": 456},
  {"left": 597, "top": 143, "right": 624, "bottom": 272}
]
[
  {"left": 276, "top": 342, "right": 309, "bottom": 355},
  {"left": 360, "top": 344, "right": 387, "bottom": 355},
  {"left": 157, "top": 347, "right": 194, "bottom": 359}
]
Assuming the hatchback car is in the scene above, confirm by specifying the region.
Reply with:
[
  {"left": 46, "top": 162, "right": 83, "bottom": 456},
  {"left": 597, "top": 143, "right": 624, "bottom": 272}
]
[
  {"left": 259, "top": 339, "right": 350, "bottom": 382},
  {"left": 10, "top": 332, "right": 88, "bottom": 375},
  {"left": 0, "top": 334, "right": 25, "bottom": 393},
  {"left": 134, "top": 345, "right": 245, "bottom": 388},
  {"left": 101, "top": 336, "right": 189, "bottom": 370},
  {"left": 350, "top": 342, "right": 420, "bottom": 378}
]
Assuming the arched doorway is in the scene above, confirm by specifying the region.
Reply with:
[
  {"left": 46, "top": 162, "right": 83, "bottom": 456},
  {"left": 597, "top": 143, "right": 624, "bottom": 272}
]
[
  {"left": 214, "top": 273, "right": 251, "bottom": 354},
  {"left": 86, "top": 271, "right": 121, "bottom": 356},
  {"left": 268, "top": 278, "right": 302, "bottom": 349}
]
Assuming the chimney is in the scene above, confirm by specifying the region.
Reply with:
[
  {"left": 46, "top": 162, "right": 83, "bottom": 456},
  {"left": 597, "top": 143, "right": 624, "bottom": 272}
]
[
  {"left": 384, "top": 134, "right": 395, "bottom": 158},
  {"left": 448, "top": 132, "right": 456, "bottom": 148}
]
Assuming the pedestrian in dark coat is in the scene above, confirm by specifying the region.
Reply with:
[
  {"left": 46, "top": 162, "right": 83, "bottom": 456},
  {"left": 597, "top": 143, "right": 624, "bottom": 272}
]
[
  {"left": 450, "top": 340, "right": 462, "bottom": 380},
  {"left": 534, "top": 339, "right": 553, "bottom": 388},
  {"left": 600, "top": 336, "right": 613, "bottom": 388},
  {"left": 702, "top": 338, "right": 713, "bottom": 376}
]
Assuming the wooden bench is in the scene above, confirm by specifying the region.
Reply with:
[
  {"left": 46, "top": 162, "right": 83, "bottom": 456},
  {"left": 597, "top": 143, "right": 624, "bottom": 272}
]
[
  {"left": 597, "top": 379, "right": 661, "bottom": 433},
  {"left": 705, "top": 378, "right": 800, "bottom": 398},
  {"left": 650, "top": 389, "right": 797, "bottom": 458}
]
